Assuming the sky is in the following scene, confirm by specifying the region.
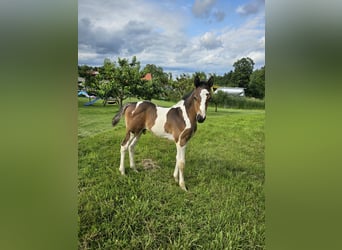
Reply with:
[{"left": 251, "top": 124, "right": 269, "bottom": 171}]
[{"left": 78, "top": 0, "right": 265, "bottom": 77}]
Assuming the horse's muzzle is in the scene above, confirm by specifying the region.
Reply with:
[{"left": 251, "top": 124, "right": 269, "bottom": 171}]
[{"left": 197, "top": 114, "right": 206, "bottom": 123}]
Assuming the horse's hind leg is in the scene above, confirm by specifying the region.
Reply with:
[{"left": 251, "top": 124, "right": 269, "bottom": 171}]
[
  {"left": 119, "top": 132, "right": 134, "bottom": 175},
  {"left": 128, "top": 131, "right": 143, "bottom": 172}
]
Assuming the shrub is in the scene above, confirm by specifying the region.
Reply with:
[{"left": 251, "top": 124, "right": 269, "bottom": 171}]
[{"left": 211, "top": 91, "right": 264, "bottom": 110}]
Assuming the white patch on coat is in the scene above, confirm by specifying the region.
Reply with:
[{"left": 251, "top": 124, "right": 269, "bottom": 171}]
[
  {"left": 150, "top": 106, "right": 174, "bottom": 140},
  {"left": 132, "top": 101, "right": 143, "bottom": 115},
  {"left": 150, "top": 100, "right": 191, "bottom": 141},
  {"left": 173, "top": 100, "right": 191, "bottom": 129}
]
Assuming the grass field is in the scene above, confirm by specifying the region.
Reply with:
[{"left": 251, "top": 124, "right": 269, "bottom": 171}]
[{"left": 78, "top": 97, "right": 265, "bottom": 249}]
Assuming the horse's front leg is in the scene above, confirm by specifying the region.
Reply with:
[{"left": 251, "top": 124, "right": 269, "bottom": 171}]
[
  {"left": 173, "top": 153, "right": 179, "bottom": 183},
  {"left": 173, "top": 144, "right": 180, "bottom": 183},
  {"left": 175, "top": 143, "right": 187, "bottom": 191}
]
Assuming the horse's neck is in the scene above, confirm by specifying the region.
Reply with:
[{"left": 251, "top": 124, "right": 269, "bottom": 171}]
[{"left": 182, "top": 93, "right": 197, "bottom": 123}]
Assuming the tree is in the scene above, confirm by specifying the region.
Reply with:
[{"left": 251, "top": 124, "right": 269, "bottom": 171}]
[
  {"left": 94, "top": 58, "right": 116, "bottom": 106},
  {"left": 78, "top": 65, "right": 92, "bottom": 78},
  {"left": 232, "top": 57, "right": 255, "bottom": 88},
  {"left": 141, "top": 64, "right": 168, "bottom": 100},
  {"left": 210, "top": 90, "right": 230, "bottom": 112},
  {"left": 166, "top": 74, "right": 194, "bottom": 101},
  {"left": 248, "top": 66, "right": 265, "bottom": 99},
  {"left": 78, "top": 65, "right": 98, "bottom": 93},
  {"left": 92, "top": 56, "right": 144, "bottom": 107},
  {"left": 194, "top": 71, "right": 207, "bottom": 81},
  {"left": 113, "top": 56, "right": 142, "bottom": 107},
  {"left": 214, "top": 70, "right": 234, "bottom": 87}
]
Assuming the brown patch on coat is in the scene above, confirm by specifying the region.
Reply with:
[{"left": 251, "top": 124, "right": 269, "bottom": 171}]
[
  {"left": 179, "top": 126, "right": 197, "bottom": 147},
  {"left": 164, "top": 107, "right": 186, "bottom": 143},
  {"left": 124, "top": 101, "right": 157, "bottom": 135}
]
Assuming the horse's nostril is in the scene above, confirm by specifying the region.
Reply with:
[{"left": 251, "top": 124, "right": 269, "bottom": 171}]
[{"left": 197, "top": 115, "right": 206, "bottom": 123}]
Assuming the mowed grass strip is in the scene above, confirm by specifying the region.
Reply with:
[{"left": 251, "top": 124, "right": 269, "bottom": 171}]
[{"left": 78, "top": 97, "right": 265, "bottom": 249}]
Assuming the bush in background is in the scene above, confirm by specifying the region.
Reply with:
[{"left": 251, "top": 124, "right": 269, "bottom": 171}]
[{"left": 211, "top": 91, "right": 265, "bottom": 110}]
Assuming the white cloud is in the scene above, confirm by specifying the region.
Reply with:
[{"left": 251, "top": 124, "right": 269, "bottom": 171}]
[
  {"left": 165, "top": 17, "right": 264, "bottom": 75},
  {"left": 246, "top": 51, "right": 264, "bottom": 66},
  {"left": 78, "top": 0, "right": 188, "bottom": 65},
  {"left": 200, "top": 32, "right": 223, "bottom": 50},
  {"left": 78, "top": 0, "right": 265, "bottom": 76}
]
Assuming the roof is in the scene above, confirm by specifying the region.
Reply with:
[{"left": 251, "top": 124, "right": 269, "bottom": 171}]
[
  {"left": 142, "top": 73, "right": 152, "bottom": 81},
  {"left": 214, "top": 87, "right": 245, "bottom": 97}
]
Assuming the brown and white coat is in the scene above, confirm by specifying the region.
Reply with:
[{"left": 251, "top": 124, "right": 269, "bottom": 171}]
[{"left": 112, "top": 76, "right": 213, "bottom": 190}]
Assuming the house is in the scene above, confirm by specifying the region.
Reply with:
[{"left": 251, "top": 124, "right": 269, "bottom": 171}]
[
  {"left": 78, "top": 77, "right": 85, "bottom": 90},
  {"left": 214, "top": 87, "right": 245, "bottom": 97}
]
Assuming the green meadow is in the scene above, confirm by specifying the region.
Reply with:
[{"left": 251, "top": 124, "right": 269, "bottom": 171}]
[{"left": 78, "top": 97, "right": 265, "bottom": 249}]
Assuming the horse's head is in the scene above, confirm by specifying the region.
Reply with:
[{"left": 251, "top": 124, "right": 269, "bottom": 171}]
[{"left": 193, "top": 75, "right": 214, "bottom": 123}]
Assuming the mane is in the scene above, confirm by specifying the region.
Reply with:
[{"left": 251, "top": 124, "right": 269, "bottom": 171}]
[
  {"left": 182, "top": 90, "right": 194, "bottom": 101},
  {"left": 182, "top": 89, "right": 196, "bottom": 112}
]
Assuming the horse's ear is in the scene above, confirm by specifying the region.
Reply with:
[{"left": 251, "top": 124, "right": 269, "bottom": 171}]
[
  {"left": 207, "top": 76, "right": 214, "bottom": 87},
  {"left": 194, "top": 75, "right": 200, "bottom": 88}
]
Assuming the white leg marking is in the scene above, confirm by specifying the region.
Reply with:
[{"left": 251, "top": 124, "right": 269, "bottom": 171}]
[
  {"left": 119, "top": 146, "right": 126, "bottom": 175},
  {"left": 176, "top": 143, "right": 187, "bottom": 191},
  {"left": 173, "top": 147, "right": 180, "bottom": 182},
  {"left": 128, "top": 133, "right": 142, "bottom": 172},
  {"left": 119, "top": 133, "right": 134, "bottom": 175}
]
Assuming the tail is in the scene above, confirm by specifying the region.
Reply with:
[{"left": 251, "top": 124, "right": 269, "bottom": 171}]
[{"left": 112, "top": 103, "right": 133, "bottom": 127}]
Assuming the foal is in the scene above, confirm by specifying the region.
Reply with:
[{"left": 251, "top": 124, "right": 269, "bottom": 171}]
[{"left": 112, "top": 76, "right": 213, "bottom": 191}]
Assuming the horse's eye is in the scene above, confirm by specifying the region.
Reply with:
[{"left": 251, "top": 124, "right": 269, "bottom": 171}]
[{"left": 194, "top": 96, "right": 198, "bottom": 100}]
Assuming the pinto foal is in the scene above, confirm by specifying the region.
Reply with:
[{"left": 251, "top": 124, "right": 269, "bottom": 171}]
[{"left": 112, "top": 76, "right": 213, "bottom": 191}]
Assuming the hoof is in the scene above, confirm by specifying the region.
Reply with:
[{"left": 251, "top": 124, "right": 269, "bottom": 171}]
[
  {"left": 119, "top": 168, "right": 125, "bottom": 175},
  {"left": 180, "top": 183, "right": 188, "bottom": 191}
]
